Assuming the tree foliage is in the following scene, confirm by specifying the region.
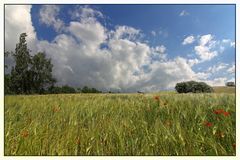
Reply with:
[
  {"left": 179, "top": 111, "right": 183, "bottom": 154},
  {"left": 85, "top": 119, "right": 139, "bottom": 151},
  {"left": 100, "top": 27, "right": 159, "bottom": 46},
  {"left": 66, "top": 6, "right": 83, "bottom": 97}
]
[
  {"left": 46, "top": 85, "right": 101, "bottom": 94},
  {"left": 175, "top": 81, "right": 213, "bottom": 93},
  {"left": 81, "top": 86, "right": 102, "bottom": 93},
  {"left": 9, "top": 33, "right": 32, "bottom": 93},
  {"left": 5, "top": 33, "right": 55, "bottom": 94},
  {"left": 31, "top": 52, "right": 56, "bottom": 93}
]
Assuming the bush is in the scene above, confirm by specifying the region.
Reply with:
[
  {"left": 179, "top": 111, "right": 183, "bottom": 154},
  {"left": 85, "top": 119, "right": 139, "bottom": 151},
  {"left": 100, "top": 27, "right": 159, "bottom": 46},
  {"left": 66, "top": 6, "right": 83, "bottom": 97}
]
[
  {"left": 226, "top": 82, "right": 235, "bottom": 87},
  {"left": 175, "top": 81, "right": 213, "bottom": 93},
  {"left": 61, "top": 85, "right": 76, "bottom": 93}
]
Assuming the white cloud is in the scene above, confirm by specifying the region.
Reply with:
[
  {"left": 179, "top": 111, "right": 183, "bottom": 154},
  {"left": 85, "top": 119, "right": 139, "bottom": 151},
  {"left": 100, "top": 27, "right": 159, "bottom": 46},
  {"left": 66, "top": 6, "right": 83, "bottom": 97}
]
[
  {"left": 194, "top": 34, "right": 218, "bottom": 61},
  {"left": 112, "top": 25, "right": 141, "bottom": 41},
  {"left": 70, "top": 5, "right": 103, "bottom": 20},
  {"left": 195, "top": 45, "right": 217, "bottom": 61},
  {"left": 5, "top": 5, "right": 36, "bottom": 52},
  {"left": 187, "top": 58, "right": 200, "bottom": 67},
  {"left": 179, "top": 10, "right": 189, "bottom": 16},
  {"left": 151, "top": 45, "right": 167, "bottom": 61},
  {"left": 222, "top": 39, "right": 235, "bottom": 48},
  {"left": 154, "top": 45, "right": 166, "bottom": 53},
  {"left": 39, "top": 5, "right": 65, "bottom": 32},
  {"left": 230, "top": 42, "right": 235, "bottom": 48},
  {"left": 227, "top": 64, "right": 235, "bottom": 74},
  {"left": 69, "top": 20, "right": 106, "bottom": 51},
  {"left": 37, "top": 8, "right": 151, "bottom": 91},
  {"left": 204, "top": 77, "right": 227, "bottom": 86},
  {"left": 199, "top": 34, "right": 215, "bottom": 46},
  {"left": 195, "top": 72, "right": 210, "bottom": 80},
  {"left": 182, "top": 35, "right": 195, "bottom": 45},
  {"left": 5, "top": 5, "right": 37, "bottom": 73},
  {"left": 222, "top": 39, "right": 231, "bottom": 43},
  {"left": 207, "top": 63, "right": 228, "bottom": 73},
  {"left": 139, "top": 57, "right": 209, "bottom": 91},
  {"left": 151, "top": 31, "right": 156, "bottom": 36}
]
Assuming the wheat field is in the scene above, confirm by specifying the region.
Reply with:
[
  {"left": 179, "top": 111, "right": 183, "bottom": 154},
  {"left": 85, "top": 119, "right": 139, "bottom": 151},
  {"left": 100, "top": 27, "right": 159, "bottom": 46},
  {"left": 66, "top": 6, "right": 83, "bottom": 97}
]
[{"left": 4, "top": 92, "right": 235, "bottom": 156}]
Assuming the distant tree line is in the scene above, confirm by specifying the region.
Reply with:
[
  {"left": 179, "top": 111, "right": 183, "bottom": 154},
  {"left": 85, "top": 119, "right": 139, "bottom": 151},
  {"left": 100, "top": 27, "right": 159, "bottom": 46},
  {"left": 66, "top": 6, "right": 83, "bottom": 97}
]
[
  {"left": 48, "top": 85, "right": 102, "bottom": 94},
  {"left": 175, "top": 81, "right": 213, "bottom": 93},
  {"left": 4, "top": 33, "right": 102, "bottom": 95}
]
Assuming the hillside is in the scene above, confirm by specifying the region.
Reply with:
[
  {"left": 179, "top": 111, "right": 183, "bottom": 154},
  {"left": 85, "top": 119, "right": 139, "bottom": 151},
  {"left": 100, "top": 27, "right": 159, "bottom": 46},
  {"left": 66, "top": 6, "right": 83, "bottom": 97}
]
[{"left": 213, "top": 86, "right": 235, "bottom": 94}]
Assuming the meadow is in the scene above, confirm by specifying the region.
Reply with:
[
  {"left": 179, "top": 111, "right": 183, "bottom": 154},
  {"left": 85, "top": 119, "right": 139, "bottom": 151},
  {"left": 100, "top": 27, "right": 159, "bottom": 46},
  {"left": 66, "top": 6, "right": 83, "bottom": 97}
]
[{"left": 4, "top": 90, "right": 235, "bottom": 156}]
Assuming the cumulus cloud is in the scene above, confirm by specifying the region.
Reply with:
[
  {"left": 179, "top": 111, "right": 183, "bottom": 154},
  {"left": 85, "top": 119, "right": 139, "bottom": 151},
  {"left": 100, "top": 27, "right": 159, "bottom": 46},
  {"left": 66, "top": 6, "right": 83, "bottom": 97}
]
[
  {"left": 187, "top": 58, "right": 200, "bottom": 67},
  {"left": 68, "top": 19, "right": 107, "bottom": 51},
  {"left": 112, "top": 25, "right": 141, "bottom": 41},
  {"left": 221, "top": 39, "right": 235, "bottom": 48},
  {"left": 139, "top": 57, "right": 209, "bottom": 91},
  {"left": 227, "top": 64, "right": 235, "bottom": 74},
  {"left": 207, "top": 63, "right": 228, "bottom": 73},
  {"left": 190, "top": 35, "right": 235, "bottom": 63},
  {"left": 150, "top": 45, "right": 167, "bottom": 61},
  {"left": 194, "top": 34, "right": 218, "bottom": 61},
  {"left": 154, "top": 45, "right": 166, "bottom": 54},
  {"left": 39, "top": 5, "right": 65, "bottom": 32},
  {"left": 5, "top": 5, "right": 36, "bottom": 52},
  {"left": 205, "top": 77, "right": 227, "bottom": 86},
  {"left": 182, "top": 35, "right": 195, "bottom": 45},
  {"left": 5, "top": 5, "right": 235, "bottom": 92},
  {"left": 179, "top": 10, "right": 189, "bottom": 16},
  {"left": 69, "top": 5, "right": 103, "bottom": 20},
  {"left": 5, "top": 5, "right": 37, "bottom": 72},
  {"left": 36, "top": 8, "right": 151, "bottom": 91}
]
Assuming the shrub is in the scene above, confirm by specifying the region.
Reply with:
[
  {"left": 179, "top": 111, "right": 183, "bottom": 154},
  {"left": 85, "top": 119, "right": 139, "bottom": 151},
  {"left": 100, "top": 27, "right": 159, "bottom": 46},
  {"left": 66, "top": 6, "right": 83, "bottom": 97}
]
[
  {"left": 175, "top": 81, "right": 213, "bottom": 93},
  {"left": 61, "top": 85, "right": 76, "bottom": 93},
  {"left": 226, "top": 82, "right": 235, "bottom": 87}
]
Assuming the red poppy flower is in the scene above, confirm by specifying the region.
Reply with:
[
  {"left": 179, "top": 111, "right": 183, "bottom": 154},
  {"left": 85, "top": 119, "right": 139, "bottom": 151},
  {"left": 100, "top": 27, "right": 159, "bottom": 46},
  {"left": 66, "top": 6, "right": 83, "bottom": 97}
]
[
  {"left": 204, "top": 121, "right": 213, "bottom": 127},
  {"left": 213, "top": 109, "right": 225, "bottom": 114},
  {"left": 53, "top": 106, "right": 61, "bottom": 112},
  {"left": 21, "top": 130, "right": 29, "bottom": 138},
  {"left": 154, "top": 96, "right": 160, "bottom": 101},
  {"left": 223, "top": 111, "right": 230, "bottom": 117},
  {"left": 232, "top": 143, "right": 236, "bottom": 150}
]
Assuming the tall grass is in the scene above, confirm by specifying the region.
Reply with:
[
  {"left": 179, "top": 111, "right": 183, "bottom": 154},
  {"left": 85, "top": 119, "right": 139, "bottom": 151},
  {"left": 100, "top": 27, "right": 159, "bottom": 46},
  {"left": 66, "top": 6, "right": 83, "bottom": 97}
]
[{"left": 4, "top": 93, "right": 235, "bottom": 155}]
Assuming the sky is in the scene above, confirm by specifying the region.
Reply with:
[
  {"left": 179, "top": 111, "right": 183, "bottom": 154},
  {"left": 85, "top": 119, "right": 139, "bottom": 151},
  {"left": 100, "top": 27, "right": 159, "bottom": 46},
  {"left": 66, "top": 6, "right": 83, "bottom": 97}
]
[{"left": 4, "top": 4, "right": 235, "bottom": 92}]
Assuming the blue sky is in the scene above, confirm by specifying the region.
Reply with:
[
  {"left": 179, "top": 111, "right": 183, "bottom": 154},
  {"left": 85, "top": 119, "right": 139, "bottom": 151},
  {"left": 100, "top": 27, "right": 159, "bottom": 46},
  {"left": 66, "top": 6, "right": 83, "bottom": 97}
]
[{"left": 5, "top": 5, "right": 236, "bottom": 91}]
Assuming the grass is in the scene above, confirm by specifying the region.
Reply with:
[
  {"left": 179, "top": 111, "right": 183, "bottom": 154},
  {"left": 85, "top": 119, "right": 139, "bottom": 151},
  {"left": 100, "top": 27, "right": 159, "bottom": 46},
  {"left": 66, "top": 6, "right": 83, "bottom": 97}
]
[
  {"left": 213, "top": 86, "right": 235, "bottom": 94},
  {"left": 4, "top": 92, "right": 235, "bottom": 156}
]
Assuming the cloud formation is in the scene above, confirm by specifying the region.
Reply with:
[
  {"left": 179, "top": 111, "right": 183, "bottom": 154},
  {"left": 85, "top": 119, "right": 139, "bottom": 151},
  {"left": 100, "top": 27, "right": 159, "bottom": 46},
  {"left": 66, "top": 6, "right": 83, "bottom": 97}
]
[
  {"left": 227, "top": 64, "right": 235, "bottom": 74},
  {"left": 39, "top": 5, "right": 65, "bottom": 32},
  {"left": 182, "top": 36, "right": 195, "bottom": 45},
  {"left": 5, "top": 5, "right": 36, "bottom": 51},
  {"left": 207, "top": 63, "right": 228, "bottom": 73},
  {"left": 4, "top": 5, "right": 235, "bottom": 92},
  {"left": 194, "top": 34, "right": 218, "bottom": 61},
  {"left": 179, "top": 10, "right": 189, "bottom": 16}
]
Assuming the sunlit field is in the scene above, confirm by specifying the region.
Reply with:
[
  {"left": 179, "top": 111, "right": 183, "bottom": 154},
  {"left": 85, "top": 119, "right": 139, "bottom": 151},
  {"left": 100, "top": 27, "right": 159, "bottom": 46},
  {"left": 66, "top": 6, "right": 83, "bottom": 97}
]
[{"left": 5, "top": 92, "right": 235, "bottom": 156}]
